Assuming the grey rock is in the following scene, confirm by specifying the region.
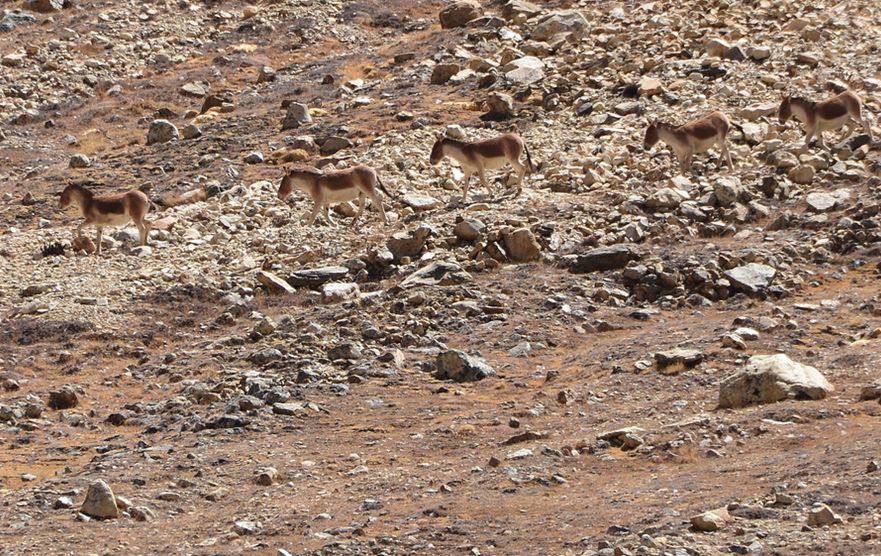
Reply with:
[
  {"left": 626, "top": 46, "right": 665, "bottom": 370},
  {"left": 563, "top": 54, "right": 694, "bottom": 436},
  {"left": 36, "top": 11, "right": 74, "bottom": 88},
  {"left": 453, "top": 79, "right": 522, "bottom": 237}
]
[
  {"left": 654, "top": 348, "right": 704, "bottom": 369},
  {"left": 400, "top": 261, "right": 472, "bottom": 288},
  {"left": 431, "top": 63, "right": 461, "bottom": 85},
  {"left": 501, "top": 0, "right": 541, "bottom": 20},
  {"left": 454, "top": 219, "right": 485, "bottom": 241},
  {"left": 234, "top": 520, "right": 259, "bottom": 535},
  {"left": 281, "top": 102, "right": 312, "bottom": 131},
  {"left": 244, "top": 151, "right": 264, "bottom": 164},
  {"left": 691, "top": 507, "right": 731, "bottom": 531},
  {"left": 25, "top": 0, "right": 65, "bottom": 13},
  {"left": 69, "top": 154, "right": 91, "bottom": 169},
  {"left": 486, "top": 92, "right": 515, "bottom": 119},
  {"left": 80, "top": 480, "right": 118, "bottom": 519},
  {"left": 387, "top": 227, "right": 431, "bottom": 260},
  {"left": 714, "top": 176, "right": 742, "bottom": 207},
  {"left": 503, "top": 227, "right": 541, "bottom": 262},
  {"left": 146, "top": 120, "right": 179, "bottom": 145},
  {"left": 436, "top": 349, "right": 495, "bottom": 382},
  {"left": 0, "top": 11, "right": 37, "bottom": 33},
  {"left": 287, "top": 266, "right": 348, "bottom": 287},
  {"left": 256, "top": 270, "right": 295, "bottom": 294},
  {"left": 181, "top": 124, "right": 202, "bottom": 140},
  {"left": 320, "top": 136, "right": 353, "bottom": 155},
  {"left": 806, "top": 190, "right": 849, "bottom": 212},
  {"left": 646, "top": 187, "right": 689, "bottom": 210},
  {"left": 503, "top": 56, "right": 544, "bottom": 85},
  {"left": 48, "top": 386, "right": 78, "bottom": 410},
  {"left": 806, "top": 503, "right": 842, "bottom": 527},
  {"left": 321, "top": 282, "right": 360, "bottom": 304},
  {"left": 402, "top": 193, "right": 443, "bottom": 211},
  {"left": 257, "top": 65, "right": 276, "bottom": 83},
  {"left": 439, "top": 0, "right": 482, "bottom": 29},
  {"left": 859, "top": 380, "right": 881, "bottom": 401},
  {"left": 328, "top": 341, "right": 363, "bottom": 361},
  {"left": 531, "top": 10, "right": 589, "bottom": 41}
]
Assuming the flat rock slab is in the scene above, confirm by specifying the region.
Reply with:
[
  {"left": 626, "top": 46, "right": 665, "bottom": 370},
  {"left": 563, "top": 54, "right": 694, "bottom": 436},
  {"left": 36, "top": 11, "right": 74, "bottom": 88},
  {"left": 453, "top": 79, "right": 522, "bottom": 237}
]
[
  {"left": 256, "top": 270, "right": 295, "bottom": 294},
  {"left": 724, "top": 263, "right": 776, "bottom": 295},
  {"left": 569, "top": 244, "right": 640, "bottom": 273},
  {"left": 150, "top": 216, "right": 178, "bottom": 231},
  {"left": 287, "top": 266, "right": 348, "bottom": 287},
  {"left": 401, "top": 262, "right": 472, "bottom": 288},
  {"left": 402, "top": 194, "right": 443, "bottom": 211},
  {"left": 654, "top": 348, "right": 704, "bottom": 370},
  {"left": 719, "top": 354, "right": 834, "bottom": 408},
  {"left": 805, "top": 190, "right": 850, "bottom": 212}
]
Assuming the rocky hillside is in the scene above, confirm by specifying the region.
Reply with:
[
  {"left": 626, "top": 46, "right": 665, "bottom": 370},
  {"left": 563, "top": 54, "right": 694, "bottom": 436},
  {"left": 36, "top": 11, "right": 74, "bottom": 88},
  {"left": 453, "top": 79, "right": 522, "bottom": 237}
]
[{"left": 1, "top": 0, "right": 881, "bottom": 554}]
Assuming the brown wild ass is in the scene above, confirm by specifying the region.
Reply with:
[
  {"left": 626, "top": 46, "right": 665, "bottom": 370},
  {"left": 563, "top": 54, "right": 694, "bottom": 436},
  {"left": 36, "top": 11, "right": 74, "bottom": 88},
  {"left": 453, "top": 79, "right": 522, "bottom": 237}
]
[
  {"left": 59, "top": 183, "right": 152, "bottom": 255},
  {"left": 278, "top": 164, "right": 390, "bottom": 226},
  {"left": 778, "top": 90, "right": 872, "bottom": 149},
  {"left": 429, "top": 132, "right": 533, "bottom": 203},
  {"left": 644, "top": 111, "right": 734, "bottom": 174}
]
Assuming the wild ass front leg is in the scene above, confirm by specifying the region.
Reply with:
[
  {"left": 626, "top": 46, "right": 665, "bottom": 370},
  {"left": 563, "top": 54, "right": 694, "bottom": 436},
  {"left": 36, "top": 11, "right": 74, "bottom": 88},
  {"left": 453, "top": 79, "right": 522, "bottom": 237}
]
[
  {"left": 720, "top": 140, "right": 734, "bottom": 171},
  {"left": 95, "top": 226, "right": 103, "bottom": 255},
  {"left": 461, "top": 172, "right": 473, "bottom": 204},
  {"left": 352, "top": 193, "right": 366, "bottom": 226},
  {"left": 477, "top": 167, "right": 493, "bottom": 199}
]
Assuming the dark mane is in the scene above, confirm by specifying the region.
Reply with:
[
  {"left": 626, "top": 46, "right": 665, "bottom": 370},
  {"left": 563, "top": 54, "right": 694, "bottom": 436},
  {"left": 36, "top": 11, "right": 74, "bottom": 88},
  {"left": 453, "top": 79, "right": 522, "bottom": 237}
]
[
  {"left": 441, "top": 136, "right": 467, "bottom": 146},
  {"left": 63, "top": 182, "right": 93, "bottom": 197},
  {"left": 789, "top": 96, "right": 815, "bottom": 107},
  {"left": 287, "top": 165, "right": 321, "bottom": 176}
]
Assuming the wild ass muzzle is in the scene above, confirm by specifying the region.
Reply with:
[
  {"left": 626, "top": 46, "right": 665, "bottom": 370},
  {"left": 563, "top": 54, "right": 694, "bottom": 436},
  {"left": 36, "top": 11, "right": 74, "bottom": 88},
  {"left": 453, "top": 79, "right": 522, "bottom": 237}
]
[
  {"left": 429, "top": 132, "right": 534, "bottom": 203},
  {"left": 59, "top": 183, "right": 152, "bottom": 255},
  {"left": 277, "top": 164, "right": 390, "bottom": 226},
  {"left": 778, "top": 90, "right": 873, "bottom": 150},
  {"left": 644, "top": 111, "right": 734, "bottom": 174}
]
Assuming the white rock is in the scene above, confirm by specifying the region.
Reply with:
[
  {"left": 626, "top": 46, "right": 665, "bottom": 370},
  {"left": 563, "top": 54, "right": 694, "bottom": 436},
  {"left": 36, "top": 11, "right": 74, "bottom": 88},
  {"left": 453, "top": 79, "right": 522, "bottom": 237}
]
[{"left": 719, "top": 354, "right": 834, "bottom": 409}]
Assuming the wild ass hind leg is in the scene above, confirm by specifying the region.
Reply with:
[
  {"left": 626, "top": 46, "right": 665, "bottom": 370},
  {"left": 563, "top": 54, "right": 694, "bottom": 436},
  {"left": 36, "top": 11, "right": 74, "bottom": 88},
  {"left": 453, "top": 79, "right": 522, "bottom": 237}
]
[
  {"left": 510, "top": 159, "right": 527, "bottom": 197},
  {"left": 719, "top": 139, "right": 734, "bottom": 171},
  {"left": 678, "top": 150, "right": 693, "bottom": 175},
  {"left": 861, "top": 115, "right": 874, "bottom": 140},
  {"left": 136, "top": 219, "right": 150, "bottom": 246},
  {"left": 306, "top": 201, "right": 321, "bottom": 226},
  {"left": 370, "top": 191, "right": 388, "bottom": 224},
  {"left": 461, "top": 172, "right": 473, "bottom": 204},
  {"left": 804, "top": 125, "right": 817, "bottom": 149},
  {"left": 323, "top": 203, "right": 335, "bottom": 226}
]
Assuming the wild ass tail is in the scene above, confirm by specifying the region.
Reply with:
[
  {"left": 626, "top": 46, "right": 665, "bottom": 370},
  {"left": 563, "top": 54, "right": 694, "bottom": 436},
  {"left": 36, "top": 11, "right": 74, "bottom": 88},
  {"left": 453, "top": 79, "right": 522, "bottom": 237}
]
[{"left": 523, "top": 141, "right": 535, "bottom": 173}]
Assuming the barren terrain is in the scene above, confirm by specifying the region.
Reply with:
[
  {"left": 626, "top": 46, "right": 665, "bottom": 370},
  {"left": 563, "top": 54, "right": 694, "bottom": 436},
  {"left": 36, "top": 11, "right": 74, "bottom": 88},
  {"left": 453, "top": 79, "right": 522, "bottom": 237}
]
[{"left": 1, "top": 0, "right": 881, "bottom": 555}]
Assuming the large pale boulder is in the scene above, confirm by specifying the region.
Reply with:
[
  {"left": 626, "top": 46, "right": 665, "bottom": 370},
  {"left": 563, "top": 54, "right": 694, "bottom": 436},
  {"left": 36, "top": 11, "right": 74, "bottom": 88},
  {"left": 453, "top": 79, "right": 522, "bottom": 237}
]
[
  {"left": 719, "top": 354, "right": 834, "bottom": 408},
  {"left": 439, "top": 1, "right": 482, "bottom": 29}
]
